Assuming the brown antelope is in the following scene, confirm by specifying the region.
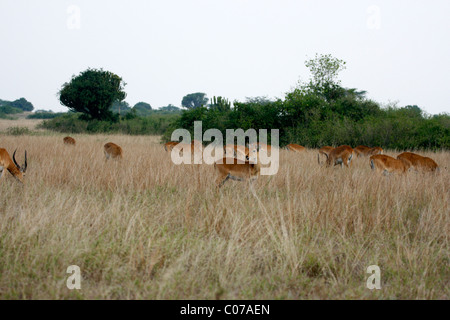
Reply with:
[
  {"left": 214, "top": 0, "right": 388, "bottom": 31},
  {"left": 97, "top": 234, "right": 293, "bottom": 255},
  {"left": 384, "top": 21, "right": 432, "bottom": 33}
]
[
  {"left": 164, "top": 141, "right": 179, "bottom": 151},
  {"left": 172, "top": 140, "right": 203, "bottom": 157},
  {"left": 63, "top": 136, "right": 76, "bottom": 145},
  {"left": 214, "top": 155, "right": 260, "bottom": 188},
  {"left": 286, "top": 144, "right": 306, "bottom": 152},
  {"left": 224, "top": 144, "right": 249, "bottom": 161},
  {"left": 370, "top": 154, "right": 412, "bottom": 174},
  {"left": 326, "top": 145, "right": 354, "bottom": 168},
  {"left": 354, "top": 145, "right": 371, "bottom": 157},
  {"left": 368, "top": 147, "right": 383, "bottom": 156},
  {"left": 397, "top": 152, "right": 439, "bottom": 172},
  {"left": 318, "top": 146, "right": 334, "bottom": 165},
  {"left": 249, "top": 142, "right": 273, "bottom": 153},
  {"left": 0, "top": 148, "right": 28, "bottom": 183},
  {"left": 354, "top": 145, "right": 384, "bottom": 157},
  {"left": 104, "top": 142, "right": 123, "bottom": 160}
]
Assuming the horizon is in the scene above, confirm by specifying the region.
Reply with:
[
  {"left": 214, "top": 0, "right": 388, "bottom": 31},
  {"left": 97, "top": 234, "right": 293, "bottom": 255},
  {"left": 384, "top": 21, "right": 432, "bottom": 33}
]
[{"left": 1, "top": 0, "right": 449, "bottom": 115}]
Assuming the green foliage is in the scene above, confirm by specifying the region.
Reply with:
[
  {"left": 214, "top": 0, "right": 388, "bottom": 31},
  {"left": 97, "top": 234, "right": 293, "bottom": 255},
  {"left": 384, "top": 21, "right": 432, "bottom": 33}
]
[
  {"left": 6, "top": 127, "right": 32, "bottom": 136},
  {"left": 132, "top": 102, "right": 152, "bottom": 116},
  {"left": 39, "top": 112, "right": 179, "bottom": 135},
  {"left": 181, "top": 92, "right": 208, "bottom": 109},
  {"left": 27, "top": 111, "right": 66, "bottom": 119},
  {"left": 304, "top": 53, "right": 347, "bottom": 96},
  {"left": 9, "top": 98, "right": 34, "bottom": 112},
  {"left": 110, "top": 101, "right": 131, "bottom": 115},
  {"left": 159, "top": 104, "right": 180, "bottom": 113},
  {"left": 0, "top": 105, "right": 23, "bottom": 115},
  {"left": 164, "top": 88, "right": 449, "bottom": 150},
  {"left": 209, "top": 96, "right": 231, "bottom": 112},
  {"left": 58, "top": 68, "right": 126, "bottom": 121}
]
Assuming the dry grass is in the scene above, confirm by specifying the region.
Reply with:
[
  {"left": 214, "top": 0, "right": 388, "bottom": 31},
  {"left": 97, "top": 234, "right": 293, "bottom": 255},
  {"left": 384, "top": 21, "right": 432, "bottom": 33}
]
[
  {"left": 0, "top": 118, "right": 43, "bottom": 132},
  {"left": 0, "top": 133, "right": 448, "bottom": 299}
]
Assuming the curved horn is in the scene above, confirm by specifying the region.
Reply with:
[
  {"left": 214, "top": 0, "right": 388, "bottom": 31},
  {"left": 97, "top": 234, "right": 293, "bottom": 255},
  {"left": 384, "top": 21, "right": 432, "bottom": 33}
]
[
  {"left": 23, "top": 150, "right": 27, "bottom": 172},
  {"left": 12, "top": 149, "right": 20, "bottom": 169}
]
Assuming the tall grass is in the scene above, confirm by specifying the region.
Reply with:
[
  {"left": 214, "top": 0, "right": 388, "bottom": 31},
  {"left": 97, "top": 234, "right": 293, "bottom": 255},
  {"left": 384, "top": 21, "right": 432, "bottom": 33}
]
[{"left": 0, "top": 134, "right": 448, "bottom": 299}]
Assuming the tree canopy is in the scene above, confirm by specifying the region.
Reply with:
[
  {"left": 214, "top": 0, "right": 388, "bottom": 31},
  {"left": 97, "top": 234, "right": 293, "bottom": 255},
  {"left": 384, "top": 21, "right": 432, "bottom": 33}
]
[
  {"left": 59, "top": 68, "right": 126, "bottom": 121},
  {"left": 133, "top": 102, "right": 152, "bottom": 116},
  {"left": 10, "top": 98, "right": 34, "bottom": 111},
  {"left": 181, "top": 92, "right": 208, "bottom": 109}
]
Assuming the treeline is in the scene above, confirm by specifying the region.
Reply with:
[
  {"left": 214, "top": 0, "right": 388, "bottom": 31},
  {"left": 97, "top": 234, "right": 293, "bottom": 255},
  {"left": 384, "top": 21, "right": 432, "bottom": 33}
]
[
  {"left": 166, "top": 91, "right": 449, "bottom": 150},
  {"left": 0, "top": 98, "right": 34, "bottom": 118},
  {"left": 163, "top": 54, "right": 449, "bottom": 150},
  {"left": 38, "top": 112, "right": 179, "bottom": 135},
  {"left": 37, "top": 55, "right": 450, "bottom": 150}
]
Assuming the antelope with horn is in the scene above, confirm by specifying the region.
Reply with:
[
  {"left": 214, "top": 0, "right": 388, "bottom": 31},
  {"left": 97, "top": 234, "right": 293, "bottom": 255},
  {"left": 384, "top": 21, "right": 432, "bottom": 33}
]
[{"left": 0, "top": 148, "right": 28, "bottom": 183}]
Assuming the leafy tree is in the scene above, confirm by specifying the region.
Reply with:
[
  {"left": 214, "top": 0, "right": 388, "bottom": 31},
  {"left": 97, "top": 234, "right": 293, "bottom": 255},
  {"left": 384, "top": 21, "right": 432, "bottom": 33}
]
[
  {"left": 10, "top": 98, "right": 34, "bottom": 111},
  {"left": 181, "top": 92, "right": 208, "bottom": 109},
  {"left": 209, "top": 96, "right": 231, "bottom": 112},
  {"left": 132, "top": 102, "right": 152, "bottom": 116},
  {"left": 304, "top": 53, "right": 347, "bottom": 100},
  {"left": 0, "top": 105, "right": 23, "bottom": 114},
  {"left": 58, "top": 68, "right": 126, "bottom": 121}
]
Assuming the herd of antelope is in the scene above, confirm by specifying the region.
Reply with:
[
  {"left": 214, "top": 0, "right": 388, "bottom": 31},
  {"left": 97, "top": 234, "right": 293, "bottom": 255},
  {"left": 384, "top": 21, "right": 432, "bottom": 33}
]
[
  {"left": 0, "top": 136, "right": 440, "bottom": 187},
  {"left": 164, "top": 140, "right": 441, "bottom": 188}
]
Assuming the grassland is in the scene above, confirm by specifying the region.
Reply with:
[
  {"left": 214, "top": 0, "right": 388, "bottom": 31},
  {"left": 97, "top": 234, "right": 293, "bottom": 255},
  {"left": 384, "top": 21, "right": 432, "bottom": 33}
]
[{"left": 0, "top": 122, "right": 448, "bottom": 299}]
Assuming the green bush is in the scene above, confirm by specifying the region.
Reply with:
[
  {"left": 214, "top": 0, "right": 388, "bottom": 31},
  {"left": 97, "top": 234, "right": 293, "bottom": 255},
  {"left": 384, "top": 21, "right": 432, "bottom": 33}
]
[
  {"left": 163, "top": 93, "right": 450, "bottom": 150},
  {"left": 0, "top": 105, "right": 23, "bottom": 114},
  {"left": 27, "top": 112, "right": 66, "bottom": 119},
  {"left": 6, "top": 127, "right": 32, "bottom": 136},
  {"left": 39, "top": 112, "right": 180, "bottom": 135}
]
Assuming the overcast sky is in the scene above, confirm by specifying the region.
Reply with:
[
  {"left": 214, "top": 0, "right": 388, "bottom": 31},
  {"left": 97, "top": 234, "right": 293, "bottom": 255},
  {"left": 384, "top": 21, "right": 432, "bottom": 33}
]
[{"left": 1, "top": 0, "right": 449, "bottom": 115}]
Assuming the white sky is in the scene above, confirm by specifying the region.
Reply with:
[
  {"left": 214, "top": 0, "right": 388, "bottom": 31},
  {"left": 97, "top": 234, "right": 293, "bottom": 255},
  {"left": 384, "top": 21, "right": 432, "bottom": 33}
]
[{"left": 0, "top": 0, "right": 449, "bottom": 114}]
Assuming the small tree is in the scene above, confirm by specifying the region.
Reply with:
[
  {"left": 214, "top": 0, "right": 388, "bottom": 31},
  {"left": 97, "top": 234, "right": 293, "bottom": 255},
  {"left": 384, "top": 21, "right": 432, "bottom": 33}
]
[
  {"left": 133, "top": 102, "right": 152, "bottom": 116},
  {"left": 181, "top": 92, "right": 208, "bottom": 109},
  {"left": 10, "top": 98, "right": 34, "bottom": 112},
  {"left": 304, "top": 53, "right": 346, "bottom": 100},
  {"left": 209, "top": 96, "right": 231, "bottom": 112},
  {"left": 58, "top": 68, "right": 126, "bottom": 121}
]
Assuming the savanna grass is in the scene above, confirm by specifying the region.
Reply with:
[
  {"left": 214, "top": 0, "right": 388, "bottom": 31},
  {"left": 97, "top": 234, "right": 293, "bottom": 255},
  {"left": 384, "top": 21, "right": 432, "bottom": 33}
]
[{"left": 0, "top": 133, "right": 448, "bottom": 299}]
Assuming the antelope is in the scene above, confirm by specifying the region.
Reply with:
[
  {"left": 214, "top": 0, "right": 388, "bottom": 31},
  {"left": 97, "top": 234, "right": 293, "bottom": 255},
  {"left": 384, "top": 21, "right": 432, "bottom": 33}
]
[
  {"left": 172, "top": 140, "right": 203, "bottom": 157},
  {"left": 286, "top": 144, "right": 306, "bottom": 152},
  {"left": 368, "top": 147, "right": 383, "bottom": 156},
  {"left": 164, "top": 141, "right": 179, "bottom": 152},
  {"left": 224, "top": 144, "right": 249, "bottom": 161},
  {"left": 370, "top": 154, "right": 412, "bottom": 175},
  {"left": 317, "top": 146, "right": 334, "bottom": 165},
  {"left": 0, "top": 148, "right": 28, "bottom": 183},
  {"left": 354, "top": 145, "right": 371, "bottom": 157},
  {"left": 397, "top": 152, "right": 439, "bottom": 172},
  {"left": 249, "top": 142, "right": 273, "bottom": 153},
  {"left": 214, "top": 154, "right": 260, "bottom": 188},
  {"left": 325, "top": 145, "right": 354, "bottom": 168},
  {"left": 63, "top": 136, "right": 76, "bottom": 145},
  {"left": 104, "top": 142, "right": 123, "bottom": 160},
  {"left": 354, "top": 145, "right": 384, "bottom": 157}
]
